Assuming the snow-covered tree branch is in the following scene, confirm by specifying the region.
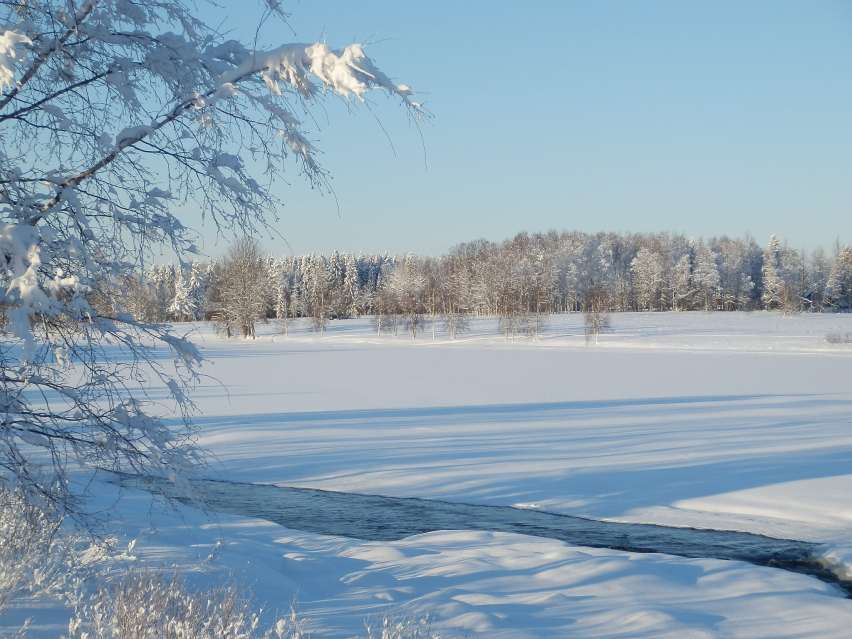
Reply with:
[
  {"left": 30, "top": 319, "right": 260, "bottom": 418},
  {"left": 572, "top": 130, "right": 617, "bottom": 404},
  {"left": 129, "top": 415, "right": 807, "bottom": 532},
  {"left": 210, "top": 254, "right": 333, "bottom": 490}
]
[{"left": 0, "top": 0, "right": 420, "bottom": 516}]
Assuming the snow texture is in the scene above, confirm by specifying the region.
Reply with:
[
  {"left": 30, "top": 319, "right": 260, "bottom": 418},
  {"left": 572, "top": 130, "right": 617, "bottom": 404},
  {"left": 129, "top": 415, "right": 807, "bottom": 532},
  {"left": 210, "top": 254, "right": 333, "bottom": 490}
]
[
  {"left": 0, "top": 30, "right": 30, "bottom": 89},
  {"left": 6, "top": 312, "right": 852, "bottom": 637}
]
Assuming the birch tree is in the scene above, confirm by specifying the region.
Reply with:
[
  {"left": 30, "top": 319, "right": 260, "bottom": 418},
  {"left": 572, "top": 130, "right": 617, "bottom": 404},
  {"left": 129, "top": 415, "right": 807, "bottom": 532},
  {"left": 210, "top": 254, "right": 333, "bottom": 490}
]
[
  {"left": 0, "top": 0, "right": 420, "bottom": 513},
  {"left": 693, "top": 244, "right": 721, "bottom": 311},
  {"left": 671, "top": 254, "right": 693, "bottom": 311},
  {"left": 583, "top": 286, "right": 610, "bottom": 345},
  {"left": 631, "top": 247, "right": 664, "bottom": 311},
  {"left": 387, "top": 255, "right": 427, "bottom": 339},
  {"left": 215, "top": 237, "right": 266, "bottom": 338}
]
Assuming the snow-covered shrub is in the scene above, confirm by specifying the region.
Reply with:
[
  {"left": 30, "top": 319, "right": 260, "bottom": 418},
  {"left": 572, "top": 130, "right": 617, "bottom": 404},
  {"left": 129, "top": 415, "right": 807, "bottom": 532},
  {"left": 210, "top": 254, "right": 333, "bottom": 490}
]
[
  {"left": 825, "top": 332, "right": 852, "bottom": 345},
  {"left": 68, "top": 571, "right": 302, "bottom": 639},
  {"left": 0, "top": 487, "right": 74, "bottom": 612},
  {"left": 66, "top": 567, "right": 450, "bottom": 639},
  {"left": 362, "top": 616, "right": 443, "bottom": 639},
  {"left": 0, "top": 485, "right": 105, "bottom": 637}
]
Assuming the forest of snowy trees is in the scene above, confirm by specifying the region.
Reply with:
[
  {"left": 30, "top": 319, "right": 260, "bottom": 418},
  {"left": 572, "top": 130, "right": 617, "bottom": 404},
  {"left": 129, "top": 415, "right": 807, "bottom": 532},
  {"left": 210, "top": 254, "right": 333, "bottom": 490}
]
[{"left": 114, "top": 231, "right": 852, "bottom": 338}]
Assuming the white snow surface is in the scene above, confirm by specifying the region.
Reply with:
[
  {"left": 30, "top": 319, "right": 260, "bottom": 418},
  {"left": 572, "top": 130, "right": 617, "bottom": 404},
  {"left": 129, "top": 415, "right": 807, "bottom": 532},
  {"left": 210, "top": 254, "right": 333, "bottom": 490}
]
[
  {"left": 0, "top": 29, "right": 30, "bottom": 89},
  {"left": 8, "top": 312, "right": 852, "bottom": 638}
]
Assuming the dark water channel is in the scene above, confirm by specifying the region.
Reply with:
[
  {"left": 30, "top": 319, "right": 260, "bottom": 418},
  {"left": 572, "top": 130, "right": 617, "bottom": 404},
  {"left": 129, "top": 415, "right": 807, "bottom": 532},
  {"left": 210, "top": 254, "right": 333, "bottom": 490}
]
[{"left": 114, "top": 473, "right": 852, "bottom": 598}]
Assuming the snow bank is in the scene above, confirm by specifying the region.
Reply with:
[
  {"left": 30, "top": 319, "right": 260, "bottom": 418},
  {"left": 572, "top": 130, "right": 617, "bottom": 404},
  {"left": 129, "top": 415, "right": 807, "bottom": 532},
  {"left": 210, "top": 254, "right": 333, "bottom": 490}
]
[{"left": 819, "top": 545, "right": 852, "bottom": 582}]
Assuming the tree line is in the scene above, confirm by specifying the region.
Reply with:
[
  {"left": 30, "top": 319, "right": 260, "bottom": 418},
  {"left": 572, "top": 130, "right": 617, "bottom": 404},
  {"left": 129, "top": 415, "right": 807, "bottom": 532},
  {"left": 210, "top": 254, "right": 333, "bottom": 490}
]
[{"left": 113, "top": 231, "right": 852, "bottom": 338}]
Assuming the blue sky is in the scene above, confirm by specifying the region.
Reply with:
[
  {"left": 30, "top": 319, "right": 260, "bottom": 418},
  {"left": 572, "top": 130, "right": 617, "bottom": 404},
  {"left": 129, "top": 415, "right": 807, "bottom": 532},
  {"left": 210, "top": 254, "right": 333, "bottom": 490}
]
[{"left": 194, "top": 1, "right": 851, "bottom": 257}]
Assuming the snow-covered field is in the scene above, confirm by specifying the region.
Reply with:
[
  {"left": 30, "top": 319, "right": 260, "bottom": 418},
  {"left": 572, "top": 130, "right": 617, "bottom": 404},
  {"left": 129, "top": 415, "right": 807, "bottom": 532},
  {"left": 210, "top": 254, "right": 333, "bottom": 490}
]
[{"left": 9, "top": 312, "right": 852, "bottom": 638}]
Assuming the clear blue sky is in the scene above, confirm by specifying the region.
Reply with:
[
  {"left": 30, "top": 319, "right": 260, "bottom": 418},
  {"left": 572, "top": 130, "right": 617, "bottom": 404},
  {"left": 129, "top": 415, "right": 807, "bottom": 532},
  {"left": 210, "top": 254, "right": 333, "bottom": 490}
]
[{"left": 194, "top": 1, "right": 851, "bottom": 257}]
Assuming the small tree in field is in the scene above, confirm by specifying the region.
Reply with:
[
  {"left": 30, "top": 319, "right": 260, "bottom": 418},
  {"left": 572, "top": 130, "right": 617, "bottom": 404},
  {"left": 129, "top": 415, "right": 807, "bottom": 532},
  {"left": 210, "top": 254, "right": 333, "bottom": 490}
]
[
  {"left": 372, "top": 279, "right": 400, "bottom": 336},
  {"left": 215, "top": 238, "right": 267, "bottom": 338},
  {"left": 442, "top": 311, "right": 469, "bottom": 340},
  {"left": 0, "top": 0, "right": 421, "bottom": 516},
  {"left": 386, "top": 256, "right": 427, "bottom": 339},
  {"left": 583, "top": 286, "right": 611, "bottom": 345}
]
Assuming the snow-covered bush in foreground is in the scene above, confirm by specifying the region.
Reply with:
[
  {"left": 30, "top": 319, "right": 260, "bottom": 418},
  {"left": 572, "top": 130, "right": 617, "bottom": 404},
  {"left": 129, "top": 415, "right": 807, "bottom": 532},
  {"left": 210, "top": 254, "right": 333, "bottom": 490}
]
[
  {"left": 0, "top": 485, "right": 105, "bottom": 637},
  {"left": 68, "top": 572, "right": 295, "bottom": 639},
  {"left": 362, "top": 617, "right": 443, "bottom": 639},
  {"left": 1, "top": 487, "right": 74, "bottom": 610},
  {"left": 68, "top": 571, "right": 444, "bottom": 639},
  {"left": 0, "top": 0, "right": 419, "bottom": 516},
  {"left": 1, "top": 483, "right": 444, "bottom": 639}
]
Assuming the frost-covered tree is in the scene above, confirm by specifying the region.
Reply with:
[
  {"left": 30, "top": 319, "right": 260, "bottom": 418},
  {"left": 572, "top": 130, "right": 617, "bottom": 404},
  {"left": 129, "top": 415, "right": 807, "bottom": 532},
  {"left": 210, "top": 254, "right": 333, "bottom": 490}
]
[
  {"left": 761, "top": 235, "right": 785, "bottom": 310},
  {"left": 169, "top": 267, "right": 190, "bottom": 322},
  {"left": 271, "top": 257, "right": 293, "bottom": 334},
  {"left": 806, "top": 247, "right": 832, "bottom": 311},
  {"left": 693, "top": 243, "right": 721, "bottom": 311},
  {"left": 0, "top": 1, "right": 419, "bottom": 513},
  {"left": 135, "top": 229, "right": 845, "bottom": 328},
  {"left": 119, "top": 273, "right": 160, "bottom": 323},
  {"left": 670, "top": 254, "right": 693, "bottom": 311},
  {"left": 150, "top": 265, "right": 177, "bottom": 321},
  {"left": 714, "top": 237, "right": 755, "bottom": 311},
  {"left": 342, "top": 253, "right": 361, "bottom": 317},
  {"left": 327, "top": 251, "right": 346, "bottom": 317},
  {"left": 216, "top": 238, "right": 267, "bottom": 338},
  {"left": 302, "top": 254, "right": 333, "bottom": 333},
  {"left": 386, "top": 255, "right": 427, "bottom": 339},
  {"left": 170, "top": 262, "right": 208, "bottom": 321},
  {"left": 583, "top": 286, "right": 610, "bottom": 345},
  {"left": 735, "top": 272, "right": 755, "bottom": 310},
  {"left": 826, "top": 246, "right": 852, "bottom": 311},
  {"left": 631, "top": 247, "right": 664, "bottom": 311},
  {"left": 778, "top": 245, "right": 805, "bottom": 313}
]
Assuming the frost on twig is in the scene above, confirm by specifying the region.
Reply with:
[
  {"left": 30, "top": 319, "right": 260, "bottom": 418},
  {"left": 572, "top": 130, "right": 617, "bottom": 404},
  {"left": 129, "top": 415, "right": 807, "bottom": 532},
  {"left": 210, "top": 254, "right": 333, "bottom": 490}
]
[{"left": 0, "top": 0, "right": 418, "bottom": 519}]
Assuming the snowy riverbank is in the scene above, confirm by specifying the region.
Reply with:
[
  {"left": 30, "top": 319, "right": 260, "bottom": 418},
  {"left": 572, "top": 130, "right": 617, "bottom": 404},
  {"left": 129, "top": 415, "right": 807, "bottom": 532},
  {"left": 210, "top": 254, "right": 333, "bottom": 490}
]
[{"left": 7, "top": 312, "right": 852, "bottom": 638}]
